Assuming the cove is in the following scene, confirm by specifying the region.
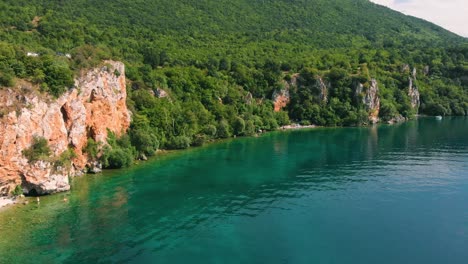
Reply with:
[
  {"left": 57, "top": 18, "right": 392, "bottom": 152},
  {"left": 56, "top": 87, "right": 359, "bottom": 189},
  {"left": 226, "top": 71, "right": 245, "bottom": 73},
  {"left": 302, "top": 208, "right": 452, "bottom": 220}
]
[{"left": 0, "top": 117, "right": 467, "bottom": 263}]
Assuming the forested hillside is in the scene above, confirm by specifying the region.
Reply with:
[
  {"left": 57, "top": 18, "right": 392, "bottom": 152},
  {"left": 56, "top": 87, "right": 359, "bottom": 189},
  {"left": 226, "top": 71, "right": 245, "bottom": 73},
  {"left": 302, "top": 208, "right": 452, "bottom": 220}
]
[{"left": 0, "top": 0, "right": 467, "bottom": 167}]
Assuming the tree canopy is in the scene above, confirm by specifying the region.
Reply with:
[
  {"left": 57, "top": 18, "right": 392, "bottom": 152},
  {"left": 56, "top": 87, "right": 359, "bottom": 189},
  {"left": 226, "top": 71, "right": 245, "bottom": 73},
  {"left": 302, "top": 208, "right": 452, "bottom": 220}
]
[{"left": 0, "top": 0, "right": 466, "bottom": 158}]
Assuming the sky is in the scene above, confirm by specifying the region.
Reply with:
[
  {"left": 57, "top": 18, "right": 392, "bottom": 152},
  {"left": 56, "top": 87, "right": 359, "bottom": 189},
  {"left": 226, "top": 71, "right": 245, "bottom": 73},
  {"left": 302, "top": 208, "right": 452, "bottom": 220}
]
[{"left": 370, "top": 0, "right": 468, "bottom": 37}]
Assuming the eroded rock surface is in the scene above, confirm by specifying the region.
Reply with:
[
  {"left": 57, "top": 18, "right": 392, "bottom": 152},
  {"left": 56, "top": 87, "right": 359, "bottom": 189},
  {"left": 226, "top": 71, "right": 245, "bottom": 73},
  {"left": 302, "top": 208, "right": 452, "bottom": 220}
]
[
  {"left": 0, "top": 61, "right": 131, "bottom": 196},
  {"left": 358, "top": 79, "right": 381, "bottom": 124},
  {"left": 273, "top": 74, "right": 298, "bottom": 112},
  {"left": 408, "top": 67, "right": 421, "bottom": 110}
]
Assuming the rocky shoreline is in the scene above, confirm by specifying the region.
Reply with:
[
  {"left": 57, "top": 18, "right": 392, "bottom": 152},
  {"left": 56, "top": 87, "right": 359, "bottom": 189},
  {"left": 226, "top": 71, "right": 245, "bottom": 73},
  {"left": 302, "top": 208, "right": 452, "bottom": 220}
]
[
  {"left": 280, "top": 124, "right": 317, "bottom": 130},
  {"left": 0, "top": 197, "right": 16, "bottom": 209}
]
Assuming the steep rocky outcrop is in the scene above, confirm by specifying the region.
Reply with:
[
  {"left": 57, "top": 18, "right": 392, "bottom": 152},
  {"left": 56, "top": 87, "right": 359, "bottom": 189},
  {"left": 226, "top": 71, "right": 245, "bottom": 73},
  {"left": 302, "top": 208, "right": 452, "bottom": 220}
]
[
  {"left": 0, "top": 61, "right": 131, "bottom": 196},
  {"left": 273, "top": 89, "right": 290, "bottom": 112},
  {"left": 316, "top": 77, "right": 329, "bottom": 104},
  {"left": 273, "top": 73, "right": 329, "bottom": 112},
  {"left": 408, "top": 67, "right": 421, "bottom": 111},
  {"left": 273, "top": 74, "right": 298, "bottom": 112},
  {"left": 356, "top": 79, "right": 380, "bottom": 124}
]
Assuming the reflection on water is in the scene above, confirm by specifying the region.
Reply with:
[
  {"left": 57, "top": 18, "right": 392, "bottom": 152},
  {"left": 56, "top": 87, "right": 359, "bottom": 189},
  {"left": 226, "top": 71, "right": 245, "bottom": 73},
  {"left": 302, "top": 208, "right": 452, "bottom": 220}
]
[{"left": 0, "top": 117, "right": 467, "bottom": 263}]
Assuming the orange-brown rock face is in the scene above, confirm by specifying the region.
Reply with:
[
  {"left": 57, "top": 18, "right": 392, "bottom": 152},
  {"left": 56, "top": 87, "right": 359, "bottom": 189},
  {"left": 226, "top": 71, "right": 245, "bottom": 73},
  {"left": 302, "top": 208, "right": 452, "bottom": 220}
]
[
  {"left": 0, "top": 61, "right": 131, "bottom": 196},
  {"left": 273, "top": 74, "right": 299, "bottom": 112},
  {"left": 273, "top": 90, "right": 290, "bottom": 112}
]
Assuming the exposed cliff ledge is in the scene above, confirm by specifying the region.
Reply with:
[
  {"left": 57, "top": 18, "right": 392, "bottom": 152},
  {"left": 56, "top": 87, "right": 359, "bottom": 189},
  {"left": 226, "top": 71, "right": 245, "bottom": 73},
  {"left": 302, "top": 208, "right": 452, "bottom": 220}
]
[{"left": 0, "top": 61, "right": 131, "bottom": 196}]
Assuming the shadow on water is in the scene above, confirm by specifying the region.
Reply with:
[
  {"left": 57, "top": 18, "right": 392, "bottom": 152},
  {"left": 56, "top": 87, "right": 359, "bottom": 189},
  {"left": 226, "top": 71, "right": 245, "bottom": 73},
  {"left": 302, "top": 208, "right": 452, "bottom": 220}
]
[{"left": 0, "top": 117, "right": 467, "bottom": 263}]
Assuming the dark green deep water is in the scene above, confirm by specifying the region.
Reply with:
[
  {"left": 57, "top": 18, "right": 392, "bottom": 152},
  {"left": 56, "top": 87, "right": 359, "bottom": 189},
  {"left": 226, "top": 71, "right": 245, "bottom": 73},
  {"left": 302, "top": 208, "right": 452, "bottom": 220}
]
[{"left": 1, "top": 118, "right": 468, "bottom": 263}]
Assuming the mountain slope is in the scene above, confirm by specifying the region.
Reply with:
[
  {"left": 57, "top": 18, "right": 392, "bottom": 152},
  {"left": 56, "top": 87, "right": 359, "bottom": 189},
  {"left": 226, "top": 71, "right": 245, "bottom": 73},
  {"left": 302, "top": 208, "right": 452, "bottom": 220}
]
[
  {"left": 0, "top": 0, "right": 467, "bottom": 173},
  {"left": 0, "top": 0, "right": 464, "bottom": 55}
]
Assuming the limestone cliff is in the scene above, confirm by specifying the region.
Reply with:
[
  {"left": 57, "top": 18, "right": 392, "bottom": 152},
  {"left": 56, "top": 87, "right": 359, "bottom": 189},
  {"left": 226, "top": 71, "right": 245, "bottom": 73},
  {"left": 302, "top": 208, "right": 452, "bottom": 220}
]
[
  {"left": 356, "top": 79, "right": 380, "bottom": 124},
  {"left": 273, "top": 74, "right": 298, "bottom": 112},
  {"left": 273, "top": 89, "right": 290, "bottom": 112},
  {"left": 316, "top": 77, "right": 329, "bottom": 104},
  {"left": 273, "top": 73, "right": 329, "bottom": 112},
  {"left": 408, "top": 67, "right": 421, "bottom": 111},
  {"left": 0, "top": 61, "right": 131, "bottom": 196}
]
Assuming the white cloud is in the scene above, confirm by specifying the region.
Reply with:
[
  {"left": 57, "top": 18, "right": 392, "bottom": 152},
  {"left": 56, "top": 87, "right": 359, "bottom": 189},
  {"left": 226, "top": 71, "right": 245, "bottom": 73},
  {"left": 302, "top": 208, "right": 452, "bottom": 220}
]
[{"left": 370, "top": 0, "right": 468, "bottom": 37}]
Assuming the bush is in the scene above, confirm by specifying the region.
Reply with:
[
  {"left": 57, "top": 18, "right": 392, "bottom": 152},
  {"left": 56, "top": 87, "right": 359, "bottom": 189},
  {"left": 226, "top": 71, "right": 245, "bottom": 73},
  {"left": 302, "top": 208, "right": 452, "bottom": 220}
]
[
  {"left": 379, "top": 100, "right": 399, "bottom": 121},
  {"left": 168, "top": 135, "right": 191, "bottom": 149},
  {"left": 84, "top": 138, "right": 99, "bottom": 159},
  {"left": 101, "top": 147, "right": 134, "bottom": 169},
  {"left": 232, "top": 116, "right": 245, "bottom": 136},
  {"left": 244, "top": 120, "right": 256, "bottom": 136},
  {"left": 275, "top": 111, "right": 290, "bottom": 126},
  {"left": 130, "top": 129, "right": 159, "bottom": 156},
  {"left": 425, "top": 102, "right": 447, "bottom": 116},
  {"left": 11, "top": 185, "right": 23, "bottom": 196},
  {"left": 22, "top": 136, "right": 51, "bottom": 163},
  {"left": 216, "top": 120, "right": 232, "bottom": 138},
  {"left": 54, "top": 149, "right": 76, "bottom": 169},
  {"left": 192, "top": 134, "right": 208, "bottom": 146},
  {"left": 0, "top": 72, "right": 15, "bottom": 87},
  {"left": 264, "top": 117, "right": 279, "bottom": 130},
  {"left": 202, "top": 125, "right": 217, "bottom": 137}
]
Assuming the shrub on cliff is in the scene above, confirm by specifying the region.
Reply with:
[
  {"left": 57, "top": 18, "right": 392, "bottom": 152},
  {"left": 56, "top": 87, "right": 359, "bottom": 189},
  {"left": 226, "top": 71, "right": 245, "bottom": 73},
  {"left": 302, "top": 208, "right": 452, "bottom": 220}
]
[
  {"left": 54, "top": 149, "right": 77, "bottom": 169},
  {"left": 22, "top": 136, "right": 51, "bottom": 163},
  {"left": 11, "top": 185, "right": 23, "bottom": 196},
  {"left": 84, "top": 138, "right": 100, "bottom": 160}
]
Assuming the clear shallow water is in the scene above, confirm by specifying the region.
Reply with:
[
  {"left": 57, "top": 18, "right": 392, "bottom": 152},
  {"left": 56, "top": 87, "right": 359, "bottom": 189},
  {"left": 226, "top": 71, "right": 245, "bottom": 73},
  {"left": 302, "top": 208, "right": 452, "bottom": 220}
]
[{"left": 1, "top": 117, "right": 467, "bottom": 264}]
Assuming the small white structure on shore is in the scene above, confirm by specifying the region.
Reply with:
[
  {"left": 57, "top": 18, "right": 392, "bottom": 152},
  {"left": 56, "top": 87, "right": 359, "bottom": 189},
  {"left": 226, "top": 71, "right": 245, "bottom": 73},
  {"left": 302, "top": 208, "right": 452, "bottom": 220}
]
[{"left": 26, "top": 52, "right": 39, "bottom": 57}]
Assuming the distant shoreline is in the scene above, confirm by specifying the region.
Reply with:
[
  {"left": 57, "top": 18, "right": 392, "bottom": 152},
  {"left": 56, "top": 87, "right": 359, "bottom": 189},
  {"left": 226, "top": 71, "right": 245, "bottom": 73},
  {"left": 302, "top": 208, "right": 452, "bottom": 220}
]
[
  {"left": 0, "top": 115, "right": 459, "bottom": 213},
  {"left": 280, "top": 124, "right": 317, "bottom": 130}
]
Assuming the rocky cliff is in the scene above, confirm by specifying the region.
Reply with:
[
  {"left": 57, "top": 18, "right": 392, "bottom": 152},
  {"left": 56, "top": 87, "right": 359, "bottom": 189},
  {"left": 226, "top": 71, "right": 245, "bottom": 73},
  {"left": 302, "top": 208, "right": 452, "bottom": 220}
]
[
  {"left": 356, "top": 79, "right": 381, "bottom": 124},
  {"left": 273, "top": 74, "right": 298, "bottom": 112},
  {"left": 316, "top": 77, "right": 329, "bottom": 104},
  {"left": 408, "top": 67, "right": 421, "bottom": 110},
  {"left": 273, "top": 73, "right": 328, "bottom": 112},
  {"left": 274, "top": 73, "right": 380, "bottom": 124},
  {"left": 0, "top": 61, "right": 131, "bottom": 196}
]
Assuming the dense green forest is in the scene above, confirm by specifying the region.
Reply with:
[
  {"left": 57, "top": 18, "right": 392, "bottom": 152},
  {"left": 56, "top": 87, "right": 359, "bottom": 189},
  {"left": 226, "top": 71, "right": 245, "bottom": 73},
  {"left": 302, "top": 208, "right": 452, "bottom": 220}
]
[{"left": 0, "top": 0, "right": 467, "bottom": 168}]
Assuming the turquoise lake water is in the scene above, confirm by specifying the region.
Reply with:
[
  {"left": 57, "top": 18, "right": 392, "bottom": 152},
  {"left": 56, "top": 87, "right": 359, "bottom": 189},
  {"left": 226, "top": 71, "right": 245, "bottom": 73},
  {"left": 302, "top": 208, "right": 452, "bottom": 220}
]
[{"left": 0, "top": 117, "right": 467, "bottom": 263}]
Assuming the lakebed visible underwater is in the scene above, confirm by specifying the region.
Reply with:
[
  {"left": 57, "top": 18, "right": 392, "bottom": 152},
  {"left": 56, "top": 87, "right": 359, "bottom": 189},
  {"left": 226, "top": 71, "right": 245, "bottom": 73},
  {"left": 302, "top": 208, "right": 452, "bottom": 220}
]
[{"left": 1, "top": 117, "right": 467, "bottom": 263}]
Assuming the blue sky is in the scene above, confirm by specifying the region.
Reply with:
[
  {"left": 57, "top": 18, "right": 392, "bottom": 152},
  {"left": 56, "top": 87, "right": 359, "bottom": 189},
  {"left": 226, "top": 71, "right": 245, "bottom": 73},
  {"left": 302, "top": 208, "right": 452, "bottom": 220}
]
[{"left": 370, "top": 0, "right": 468, "bottom": 37}]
